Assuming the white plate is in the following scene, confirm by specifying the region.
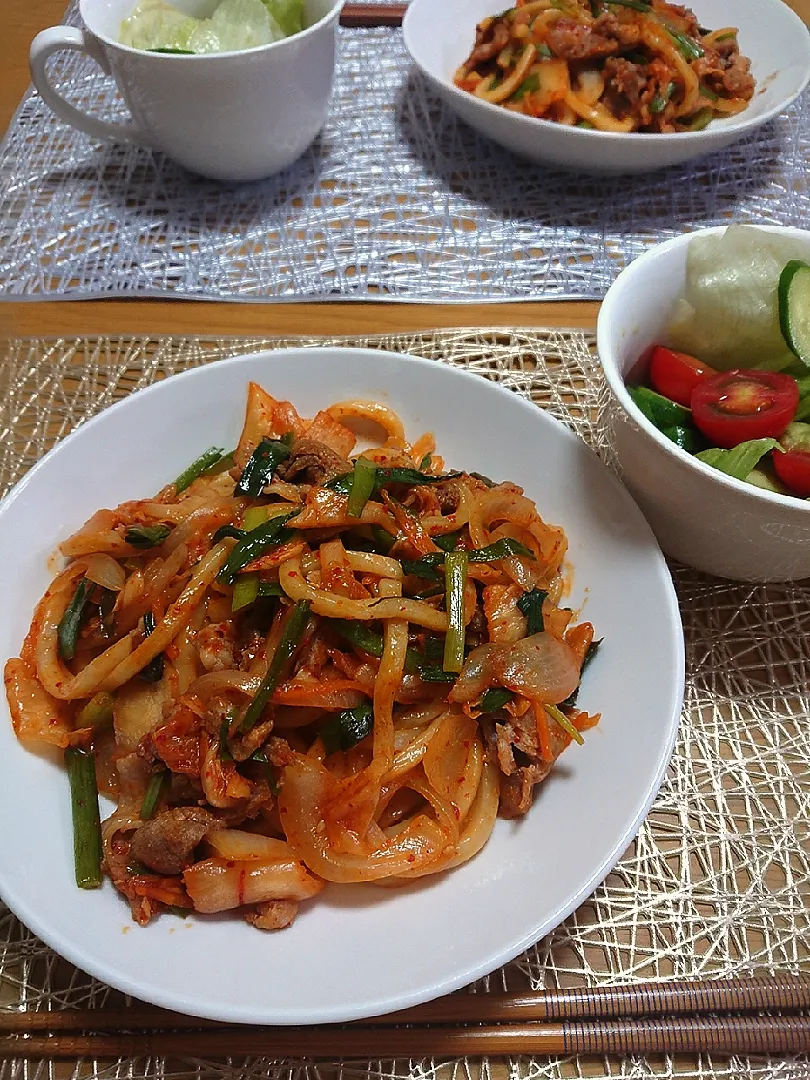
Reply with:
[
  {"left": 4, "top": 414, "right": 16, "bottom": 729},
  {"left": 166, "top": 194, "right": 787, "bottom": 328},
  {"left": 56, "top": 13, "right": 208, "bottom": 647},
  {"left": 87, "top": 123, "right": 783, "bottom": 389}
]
[
  {"left": 0, "top": 348, "right": 684, "bottom": 1024},
  {"left": 403, "top": 0, "right": 810, "bottom": 175}
]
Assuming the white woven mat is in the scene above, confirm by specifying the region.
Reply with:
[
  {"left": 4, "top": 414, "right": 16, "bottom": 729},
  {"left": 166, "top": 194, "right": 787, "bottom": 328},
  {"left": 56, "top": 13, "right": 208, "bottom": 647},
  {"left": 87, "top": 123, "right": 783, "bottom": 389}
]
[
  {"left": 0, "top": 6, "right": 808, "bottom": 302},
  {"left": 0, "top": 330, "right": 808, "bottom": 1080}
]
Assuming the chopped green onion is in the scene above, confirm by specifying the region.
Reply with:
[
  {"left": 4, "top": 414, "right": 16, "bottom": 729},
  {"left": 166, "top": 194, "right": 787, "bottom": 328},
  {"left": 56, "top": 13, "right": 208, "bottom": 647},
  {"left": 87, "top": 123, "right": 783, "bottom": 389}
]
[
  {"left": 512, "top": 73, "right": 540, "bottom": 101},
  {"left": 243, "top": 505, "right": 270, "bottom": 531},
  {"left": 650, "top": 82, "right": 675, "bottom": 113},
  {"left": 481, "top": 687, "right": 514, "bottom": 713},
  {"left": 58, "top": 578, "right": 92, "bottom": 661},
  {"left": 714, "top": 30, "right": 736, "bottom": 41},
  {"left": 433, "top": 532, "right": 461, "bottom": 551},
  {"left": 517, "top": 588, "right": 548, "bottom": 635},
  {"left": 66, "top": 748, "right": 103, "bottom": 889},
  {"left": 470, "top": 472, "right": 496, "bottom": 488},
  {"left": 468, "top": 537, "right": 534, "bottom": 563},
  {"left": 258, "top": 580, "right": 284, "bottom": 598},
  {"left": 402, "top": 556, "right": 444, "bottom": 582},
  {"left": 213, "top": 524, "right": 247, "bottom": 544},
  {"left": 347, "top": 458, "right": 378, "bottom": 518},
  {"left": 139, "top": 611, "right": 164, "bottom": 683},
  {"left": 576, "top": 119, "right": 595, "bottom": 129},
  {"left": 232, "top": 572, "right": 260, "bottom": 612},
  {"left": 234, "top": 439, "right": 291, "bottom": 498},
  {"left": 419, "top": 453, "right": 432, "bottom": 470},
  {"left": 174, "top": 447, "right": 226, "bottom": 494},
  {"left": 140, "top": 768, "right": 169, "bottom": 821},
  {"left": 443, "top": 551, "right": 468, "bottom": 674},
  {"left": 546, "top": 703, "right": 585, "bottom": 745},
  {"left": 418, "top": 664, "right": 457, "bottom": 684},
  {"left": 76, "top": 692, "right": 115, "bottom": 731},
  {"left": 330, "top": 620, "right": 421, "bottom": 676},
  {"left": 699, "top": 84, "right": 719, "bottom": 101},
  {"left": 124, "top": 524, "right": 172, "bottom": 549},
  {"left": 536, "top": 42, "right": 553, "bottom": 57},
  {"left": 606, "top": 0, "right": 651, "bottom": 9},
  {"left": 685, "top": 107, "right": 713, "bottom": 130},
  {"left": 561, "top": 637, "right": 603, "bottom": 707},
  {"left": 240, "top": 601, "right": 311, "bottom": 732},
  {"left": 667, "top": 28, "right": 704, "bottom": 60},
  {"left": 217, "top": 511, "right": 298, "bottom": 585},
  {"left": 320, "top": 703, "right": 374, "bottom": 755},
  {"left": 370, "top": 525, "right": 396, "bottom": 552}
]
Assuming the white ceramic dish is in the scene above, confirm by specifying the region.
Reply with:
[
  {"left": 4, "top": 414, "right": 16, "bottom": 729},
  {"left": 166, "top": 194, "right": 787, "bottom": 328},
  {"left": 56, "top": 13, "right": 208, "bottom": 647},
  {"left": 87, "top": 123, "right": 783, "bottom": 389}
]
[
  {"left": 0, "top": 348, "right": 683, "bottom": 1023},
  {"left": 402, "top": 0, "right": 810, "bottom": 175},
  {"left": 597, "top": 225, "right": 810, "bottom": 582}
]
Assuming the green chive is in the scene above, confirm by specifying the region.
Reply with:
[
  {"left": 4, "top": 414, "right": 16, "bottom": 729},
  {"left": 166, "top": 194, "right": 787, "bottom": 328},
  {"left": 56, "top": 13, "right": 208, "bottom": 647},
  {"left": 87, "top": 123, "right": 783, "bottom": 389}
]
[
  {"left": 140, "top": 769, "right": 168, "bottom": 821},
  {"left": 481, "top": 687, "right": 514, "bottom": 713},
  {"left": 347, "top": 458, "right": 378, "bottom": 518},
  {"left": 234, "top": 439, "right": 291, "bottom": 498},
  {"left": 66, "top": 748, "right": 103, "bottom": 889},
  {"left": 213, "top": 524, "right": 247, "bottom": 544},
  {"left": 75, "top": 691, "right": 115, "bottom": 731},
  {"left": 240, "top": 601, "right": 311, "bottom": 732},
  {"left": 139, "top": 611, "right": 164, "bottom": 683},
  {"left": 124, "top": 524, "right": 172, "bottom": 549},
  {"left": 174, "top": 447, "right": 226, "bottom": 494},
  {"left": 667, "top": 28, "right": 704, "bottom": 60},
  {"left": 58, "top": 578, "right": 92, "bottom": 661},
  {"left": 320, "top": 703, "right": 374, "bottom": 755},
  {"left": 546, "top": 703, "right": 585, "bottom": 745},
  {"left": 517, "top": 588, "right": 548, "bottom": 635},
  {"left": 217, "top": 511, "right": 298, "bottom": 585},
  {"left": 443, "top": 551, "right": 468, "bottom": 674}
]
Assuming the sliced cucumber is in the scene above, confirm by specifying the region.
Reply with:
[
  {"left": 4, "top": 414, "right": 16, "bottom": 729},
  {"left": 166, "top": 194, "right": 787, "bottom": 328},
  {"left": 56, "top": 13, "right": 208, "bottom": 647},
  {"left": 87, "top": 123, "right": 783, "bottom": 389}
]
[{"left": 778, "top": 260, "right": 810, "bottom": 367}]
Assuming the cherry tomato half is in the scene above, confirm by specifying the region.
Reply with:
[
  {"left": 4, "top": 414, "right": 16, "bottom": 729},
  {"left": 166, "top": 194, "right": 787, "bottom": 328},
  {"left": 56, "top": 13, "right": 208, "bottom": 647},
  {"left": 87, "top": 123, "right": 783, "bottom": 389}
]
[
  {"left": 690, "top": 370, "right": 799, "bottom": 449},
  {"left": 773, "top": 449, "right": 810, "bottom": 497},
  {"left": 648, "top": 346, "right": 715, "bottom": 408}
]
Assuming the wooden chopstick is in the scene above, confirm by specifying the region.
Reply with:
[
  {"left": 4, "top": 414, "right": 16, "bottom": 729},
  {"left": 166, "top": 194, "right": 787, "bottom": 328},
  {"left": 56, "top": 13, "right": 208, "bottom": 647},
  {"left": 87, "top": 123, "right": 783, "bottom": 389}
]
[
  {"left": 339, "top": 3, "right": 408, "bottom": 27},
  {"left": 1, "top": 975, "right": 808, "bottom": 1035},
  {"left": 1, "top": 1017, "right": 809, "bottom": 1059},
  {"left": 1, "top": 977, "right": 809, "bottom": 1059}
]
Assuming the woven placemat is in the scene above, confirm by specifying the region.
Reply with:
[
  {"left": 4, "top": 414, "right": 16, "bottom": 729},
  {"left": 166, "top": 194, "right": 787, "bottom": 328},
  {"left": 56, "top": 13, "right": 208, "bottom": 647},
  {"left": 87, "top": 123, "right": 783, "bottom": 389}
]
[
  {"left": 0, "top": 331, "right": 808, "bottom": 1080},
  {"left": 0, "top": 4, "right": 807, "bottom": 303}
]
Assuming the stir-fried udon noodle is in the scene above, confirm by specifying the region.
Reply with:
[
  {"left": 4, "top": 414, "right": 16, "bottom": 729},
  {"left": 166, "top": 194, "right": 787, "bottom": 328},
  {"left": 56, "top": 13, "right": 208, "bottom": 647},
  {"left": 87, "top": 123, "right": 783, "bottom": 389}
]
[
  {"left": 5, "top": 385, "right": 600, "bottom": 930},
  {"left": 454, "top": 0, "right": 754, "bottom": 133}
]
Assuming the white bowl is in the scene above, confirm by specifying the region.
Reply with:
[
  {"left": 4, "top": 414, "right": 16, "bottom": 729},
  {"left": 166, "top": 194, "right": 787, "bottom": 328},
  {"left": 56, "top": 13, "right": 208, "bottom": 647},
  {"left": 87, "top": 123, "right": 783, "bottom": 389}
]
[
  {"left": 402, "top": 0, "right": 810, "bottom": 175},
  {"left": 0, "top": 348, "right": 683, "bottom": 1023},
  {"left": 597, "top": 226, "right": 810, "bottom": 581}
]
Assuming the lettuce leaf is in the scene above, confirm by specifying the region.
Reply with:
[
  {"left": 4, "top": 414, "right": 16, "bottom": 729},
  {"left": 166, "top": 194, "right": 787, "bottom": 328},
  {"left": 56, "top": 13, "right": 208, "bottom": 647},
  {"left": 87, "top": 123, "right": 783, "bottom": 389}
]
[
  {"left": 667, "top": 225, "right": 809, "bottom": 372},
  {"left": 261, "top": 0, "right": 306, "bottom": 35},
  {"left": 696, "top": 438, "right": 782, "bottom": 481}
]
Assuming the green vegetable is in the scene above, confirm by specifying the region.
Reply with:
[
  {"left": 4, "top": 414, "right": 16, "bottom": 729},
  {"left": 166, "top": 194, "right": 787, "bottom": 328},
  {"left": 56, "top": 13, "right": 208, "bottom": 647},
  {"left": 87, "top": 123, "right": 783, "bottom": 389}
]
[
  {"left": 76, "top": 692, "right": 115, "bottom": 731},
  {"left": 650, "top": 82, "right": 675, "bottom": 113},
  {"left": 240, "top": 600, "right": 311, "bottom": 732},
  {"left": 684, "top": 107, "right": 713, "bottom": 131},
  {"left": 213, "top": 524, "right": 247, "bottom": 543},
  {"left": 234, "top": 439, "right": 291, "bottom": 497},
  {"left": 232, "top": 572, "right": 260, "bottom": 612},
  {"left": 417, "top": 664, "right": 457, "bottom": 684},
  {"left": 148, "top": 46, "right": 193, "bottom": 52},
  {"left": 546, "top": 703, "right": 584, "bottom": 745},
  {"left": 347, "top": 458, "right": 378, "bottom": 518},
  {"left": 370, "top": 525, "right": 396, "bottom": 553},
  {"left": 125, "top": 524, "right": 172, "bottom": 549},
  {"left": 329, "top": 620, "right": 423, "bottom": 676},
  {"left": 217, "top": 510, "right": 298, "bottom": 585},
  {"left": 536, "top": 43, "right": 553, "bottom": 57},
  {"left": 778, "top": 261, "right": 810, "bottom": 368},
  {"left": 434, "top": 531, "right": 462, "bottom": 552},
  {"left": 480, "top": 687, "right": 514, "bottom": 713},
  {"left": 320, "top": 703, "right": 374, "bottom": 755},
  {"left": 512, "top": 73, "right": 540, "bottom": 101},
  {"left": 260, "top": 0, "right": 305, "bottom": 36},
  {"left": 627, "top": 385, "right": 691, "bottom": 429},
  {"left": 174, "top": 447, "right": 226, "bottom": 494},
  {"left": 469, "top": 537, "right": 534, "bottom": 562},
  {"left": 328, "top": 466, "right": 458, "bottom": 498},
  {"left": 219, "top": 715, "right": 233, "bottom": 761},
  {"left": 402, "top": 555, "right": 443, "bottom": 582},
  {"left": 663, "top": 424, "right": 699, "bottom": 453},
  {"left": 470, "top": 472, "right": 496, "bottom": 488},
  {"left": 696, "top": 438, "right": 783, "bottom": 481},
  {"left": 576, "top": 120, "right": 595, "bottom": 129},
  {"left": 57, "top": 578, "right": 92, "bottom": 661},
  {"left": 699, "top": 84, "right": 719, "bottom": 101},
  {"left": 607, "top": 0, "right": 651, "bottom": 8},
  {"left": 517, "top": 588, "right": 547, "bottom": 635},
  {"left": 140, "top": 768, "right": 169, "bottom": 821},
  {"left": 139, "top": 611, "right": 164, "bottom": 683},
  {"left": 714, "top": 30, "right": 736, "bottom": 41},
  {"left": 667, "top": 28, "right": 704, "bottom": 60},
  {"left": 66, "top": 748, "right": 103, "bottom": 889},
  {"left": 442, "top": 551, "right": 468, "bottom": 674}
]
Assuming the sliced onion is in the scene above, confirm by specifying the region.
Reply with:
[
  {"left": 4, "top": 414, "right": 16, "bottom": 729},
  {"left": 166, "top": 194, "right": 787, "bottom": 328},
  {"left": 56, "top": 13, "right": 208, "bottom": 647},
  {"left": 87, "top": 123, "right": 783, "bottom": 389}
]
[
  {"left": 85, "top": 552, "right": 126, "bottom": 593},
  {"left": 493, "top": 632, "right": 580, "bottom": 704},
  {"left": 448, "top": 643, "right": 497, "bottom": 703}
]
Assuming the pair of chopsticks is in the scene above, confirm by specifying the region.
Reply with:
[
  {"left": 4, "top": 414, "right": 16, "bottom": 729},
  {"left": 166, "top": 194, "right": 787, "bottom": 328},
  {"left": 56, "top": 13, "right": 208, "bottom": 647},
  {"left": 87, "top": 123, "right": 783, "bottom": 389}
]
[
  {"left": 339, "top": 3, "right": 408, "bottom": 26},
  {"left": 1, "top": 976, "right": 809, "bottom": 1059}
]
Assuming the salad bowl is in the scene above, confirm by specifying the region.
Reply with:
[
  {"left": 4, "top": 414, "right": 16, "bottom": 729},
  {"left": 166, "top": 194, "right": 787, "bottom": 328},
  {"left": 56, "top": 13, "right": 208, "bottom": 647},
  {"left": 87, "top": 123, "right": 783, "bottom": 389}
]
[{"left": 597, "top": 225, "right": 810, "bottom": 582}]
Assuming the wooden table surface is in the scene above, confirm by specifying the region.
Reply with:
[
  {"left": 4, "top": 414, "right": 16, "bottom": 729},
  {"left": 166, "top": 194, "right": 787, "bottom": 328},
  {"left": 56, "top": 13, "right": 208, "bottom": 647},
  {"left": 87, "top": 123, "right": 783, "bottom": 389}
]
[{"left": 1, "top": 0, "right": 808, "bottom": 341}]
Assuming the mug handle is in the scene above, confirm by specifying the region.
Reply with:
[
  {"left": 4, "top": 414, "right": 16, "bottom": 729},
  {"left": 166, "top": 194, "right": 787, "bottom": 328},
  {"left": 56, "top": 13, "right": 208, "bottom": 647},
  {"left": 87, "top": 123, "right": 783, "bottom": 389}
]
[{"left": 29, "top": 26, "right": 153, "bottom": 147}]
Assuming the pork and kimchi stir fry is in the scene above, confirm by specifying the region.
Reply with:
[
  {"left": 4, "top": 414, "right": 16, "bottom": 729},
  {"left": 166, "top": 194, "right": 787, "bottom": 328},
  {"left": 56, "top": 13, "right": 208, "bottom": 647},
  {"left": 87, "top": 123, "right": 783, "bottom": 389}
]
[{"left": 5, "top": 384, "right": 600, "bottom": 930}]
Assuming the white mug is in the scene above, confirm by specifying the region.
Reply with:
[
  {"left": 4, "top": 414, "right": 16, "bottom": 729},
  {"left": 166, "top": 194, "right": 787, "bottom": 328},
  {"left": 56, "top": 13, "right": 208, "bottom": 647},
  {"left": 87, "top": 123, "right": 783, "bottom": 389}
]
[{"left": 29, "top": 0, "right": 343, "bottom": 181}]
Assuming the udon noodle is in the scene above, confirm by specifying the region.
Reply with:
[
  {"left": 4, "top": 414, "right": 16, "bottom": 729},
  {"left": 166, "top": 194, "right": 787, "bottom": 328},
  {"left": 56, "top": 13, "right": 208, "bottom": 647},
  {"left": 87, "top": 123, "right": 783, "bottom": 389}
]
[
  {"left": 454, "top": 0, "right": 755, "bottom": 133},
  {"left": 5, "top": 385, "right": 600, "bottom": 930}
]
